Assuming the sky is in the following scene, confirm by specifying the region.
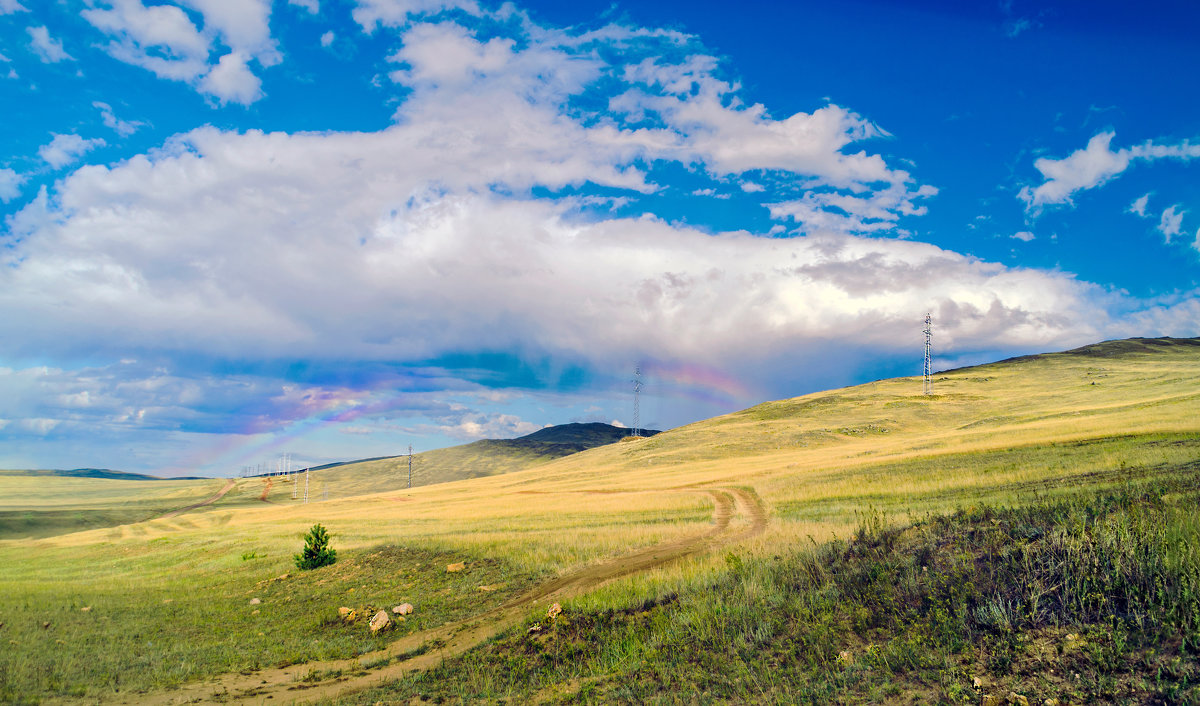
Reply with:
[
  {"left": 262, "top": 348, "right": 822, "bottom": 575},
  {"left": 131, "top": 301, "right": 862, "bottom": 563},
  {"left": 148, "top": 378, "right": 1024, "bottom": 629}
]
[{"left": 1, "top": 0, "right": 1198, "bottom": 477}]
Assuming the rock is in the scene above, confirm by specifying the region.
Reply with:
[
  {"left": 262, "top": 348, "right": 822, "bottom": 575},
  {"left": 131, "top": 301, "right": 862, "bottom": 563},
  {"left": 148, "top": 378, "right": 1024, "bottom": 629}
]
[
  {"left": 249, "top": 597, "right": 262, "bottom": 605},
  {"left": 446, "top": 562, "right": 465, "bottom": 573},
  {"left": 275, "top": 573, "right": 289, "bottom": 582},
  {"left": 42, "top": 622, "right": 51, "bottom": 629},
  {"left": 338, "top": 607, "right": 357, "bottom": 622},
  {"left": 1044, "top": 700, "right": 1060, "bottom": 706},
  {"left": 1008, "top": 693, "right": 1029, "bottom": 706},
  {"left": 547, "top": 602, "right": 562, "bottom": 620},
  {"left": 973, "top": 677, "right": 983, "bottom": 690},
  {"left": 80, "top": 606, "right": 91, "bottom": 612},
  {"left": 527, "top": 622, "right": 542, "bottom": 633},
  {"left": 369, "top": 610, "right": 390, "bottom": 633},
  {"left": 835, "top": 650, "right": 853, "bottom": 666},
  {"left": 251, "top": 609, "right": 260, "bottom": 615},
  {"left": 392, "top": 603, "right": 414, "bottom": 616},
  {"left": 982, "top": 696, "right": 996, "bottom": 706}
]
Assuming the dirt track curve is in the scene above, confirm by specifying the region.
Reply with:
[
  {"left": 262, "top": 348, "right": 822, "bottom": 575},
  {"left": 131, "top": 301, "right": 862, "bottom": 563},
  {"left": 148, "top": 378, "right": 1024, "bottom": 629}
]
[
  {"left": 105, "top": 486, "right": 767, "bottom": 705},
  {"left": 154, "top": 479, "right": 237, "bottom": 520}
]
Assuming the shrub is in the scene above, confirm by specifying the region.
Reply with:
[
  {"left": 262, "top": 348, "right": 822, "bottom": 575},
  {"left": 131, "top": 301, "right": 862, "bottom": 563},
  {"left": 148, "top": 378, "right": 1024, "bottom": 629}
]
[{"left": 294, "top": 523, "right": 337, "bottom": 570}]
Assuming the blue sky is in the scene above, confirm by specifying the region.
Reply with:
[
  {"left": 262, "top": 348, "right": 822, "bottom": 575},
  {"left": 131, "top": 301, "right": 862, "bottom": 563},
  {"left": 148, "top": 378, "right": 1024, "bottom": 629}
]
[{"left": 1, "top": 0, "right": 1198, "bottom": 477}]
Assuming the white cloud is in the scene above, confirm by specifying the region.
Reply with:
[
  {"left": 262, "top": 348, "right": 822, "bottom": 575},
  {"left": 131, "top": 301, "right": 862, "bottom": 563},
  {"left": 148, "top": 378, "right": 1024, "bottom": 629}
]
[
  {"left": 439, "top": 412, "right": 538, "bottom": 440},
  {"left": 769, "top": 182, "right": 937, "bottom": 234},
  {"left": 178, "top": 0, "right": 280, "bottom": 67},
  {"left": 289, "top": 0, "right": 319, "bottom": 13},
  {"left": 0, "top": 0, "right": 28, "bottom": 13},
  {"left": 37, "top": 134, "right": 106, "bottom": 168},
  {"left": 1158, "top": 205, "right": 1185, "bottom": 243},
  {"left": 83, "top": 0, "right": 279, "bottom": 104},
  {"left": 27, "top": 26, "right": 72, "bottom": 63},
  {"left": 1019, "top": 132, "right": 1129, "bottom": 212},
  {"left": 1021, "top": 132, "right": 1200, "bottom": 214},
  {"left": 93, "top": 101, "right": 144, "bottom": 137},
  {"left": 8, "top": 10, "right": 1200, "bottom": 476},
  {"left": 352, "top": 0, "right": 481, "bottom": 30},
  {"left": 740, "top": 181, "right": 764, "bottom": 193},
  {"left": 320, "top": 30, "right": 335, "bottom": 47},
  {"left": 0, "top": 167, "right": 24, "bottom": 202},
  {"left": 1011, "top": 231, "right": 1035, "bottom": 242},
  {"left": 1128, "top": 192, "right": 1150, "bottom": 218},
  {"left": 199, "top": 51, "right": 263, "bottom": 105},
  {"left": 82, "top": 0, "right": 211, "bottom": 81}
]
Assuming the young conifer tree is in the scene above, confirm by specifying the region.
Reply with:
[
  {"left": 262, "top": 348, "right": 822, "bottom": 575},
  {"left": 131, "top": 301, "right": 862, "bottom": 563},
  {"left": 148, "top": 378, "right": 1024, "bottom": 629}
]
[{"left": 295, "top": 523, "right": 337, "bottom": 570}]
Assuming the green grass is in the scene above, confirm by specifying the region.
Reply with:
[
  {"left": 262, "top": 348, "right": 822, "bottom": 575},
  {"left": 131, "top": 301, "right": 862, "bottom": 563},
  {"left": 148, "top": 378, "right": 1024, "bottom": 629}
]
[
  {"left": 0, "top": 539, "right": 540, "bottom": 701},
  {"left": 342, "top": 475, "right": 1200, "bottom": 704}
]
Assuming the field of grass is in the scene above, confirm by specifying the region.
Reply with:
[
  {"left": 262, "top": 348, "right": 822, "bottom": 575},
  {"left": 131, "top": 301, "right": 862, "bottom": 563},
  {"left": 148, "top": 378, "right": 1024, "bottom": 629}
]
[
  {"left": 0, "top": 475, "right": 248, "bottom": 540},
  {"left": 0, "top": 337, "right": 1197, "bottom": 703}
]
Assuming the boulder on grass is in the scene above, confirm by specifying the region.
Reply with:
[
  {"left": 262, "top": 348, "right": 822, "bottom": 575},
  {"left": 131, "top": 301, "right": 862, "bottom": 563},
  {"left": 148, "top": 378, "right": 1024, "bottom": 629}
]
[
  {"left": 369, "top": 610, "right": 390, "bottom": 633},
  {"left": 392, "top": 603, "right": 414, "bottom": 616},
  {"left": 446, "top": 562, "right": 465, "bottom": 573}
]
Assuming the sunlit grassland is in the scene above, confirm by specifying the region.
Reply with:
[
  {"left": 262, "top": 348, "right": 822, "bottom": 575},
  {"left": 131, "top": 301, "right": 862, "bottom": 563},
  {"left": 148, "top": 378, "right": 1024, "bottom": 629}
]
[
  {"left": 1, "top": 337, "right": 1198, "bottom": 701},
  {"left": 0, "top": 475, "right": 251, "bottom": 539}
]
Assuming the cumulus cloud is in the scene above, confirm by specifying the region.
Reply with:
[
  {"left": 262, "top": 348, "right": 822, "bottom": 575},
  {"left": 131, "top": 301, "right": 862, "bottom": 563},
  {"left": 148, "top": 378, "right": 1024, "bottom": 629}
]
[
  {"left": 0, "top": 167, "right": 24, "bottom": 202},
  {"left": 83, "top": 0, "right": 211, "bottom": 81},
  {"left": 1021, "top": 131, "right": 1200, "bottom": 214},
  {"left": 1011, "top": 231, "right": 1035, "bottom": 242},
  {"left": 27, "top": 26, "right": 72, "bottom": 62},
  {"left": 320, "top": 30, "right": 335, "bottom": 47},
  {"left": 7, "top": 7, "right": 1198, "bottom": 475},
  {"left": 83, "top": 0, "right": 279, "bottom": 104},
  {"left": 0, "top": 0, "right": 28, "bottom": 13},
  {"left": 1159, "top": 205, "right": 1185, "bottom": 243},
  {"left": 37, "top": 134, "right": 106, "bottom": 168},
  {"left": 199, "top": 51, "right": 263, "bottom": 104}
]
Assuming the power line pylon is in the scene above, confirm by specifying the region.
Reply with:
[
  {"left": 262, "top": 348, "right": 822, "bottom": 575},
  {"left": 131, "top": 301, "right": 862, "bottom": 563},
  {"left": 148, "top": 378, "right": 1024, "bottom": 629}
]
[
  {"left": 923, "top": 313, "right": 933, "bottom": 395},
  {"left": 632, "top": 364, "right": 643, "bottom": 438}
]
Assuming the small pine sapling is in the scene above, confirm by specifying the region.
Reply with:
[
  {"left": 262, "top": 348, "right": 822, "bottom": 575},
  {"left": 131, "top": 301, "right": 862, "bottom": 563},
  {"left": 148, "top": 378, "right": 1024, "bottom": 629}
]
[{"left": 295, "top": 523, "right": 337, "bottom": 570}]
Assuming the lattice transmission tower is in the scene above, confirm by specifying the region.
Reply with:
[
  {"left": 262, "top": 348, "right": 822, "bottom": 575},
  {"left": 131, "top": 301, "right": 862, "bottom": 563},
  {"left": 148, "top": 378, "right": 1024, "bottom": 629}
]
[
  {"left": 923, "top": 313, "right": 933, "bottom": 395},
  {"left": 632, "top": 364, "right": 643, "bottom": 438}
]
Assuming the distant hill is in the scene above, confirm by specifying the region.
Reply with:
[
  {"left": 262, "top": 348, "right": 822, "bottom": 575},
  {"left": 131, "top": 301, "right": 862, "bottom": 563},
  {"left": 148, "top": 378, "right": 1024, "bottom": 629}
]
[
  {"left": 299, "top": 422, "right": 658, "bottom": 499},
  {"left": 0, "top": 468, "right": 203, "bottom": 481}
]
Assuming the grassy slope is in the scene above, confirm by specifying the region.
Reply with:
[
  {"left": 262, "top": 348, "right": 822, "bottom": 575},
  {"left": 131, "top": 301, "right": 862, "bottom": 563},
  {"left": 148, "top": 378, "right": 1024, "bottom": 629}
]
[
  {"left": 0, "top": 337, "right": 1197, "bottom": 703},
  {"left": 0, "top": 476, "right": 253, "bottom": 540},
  {"left": 302, "top": 422, "right": 656, "bottom": 499}
]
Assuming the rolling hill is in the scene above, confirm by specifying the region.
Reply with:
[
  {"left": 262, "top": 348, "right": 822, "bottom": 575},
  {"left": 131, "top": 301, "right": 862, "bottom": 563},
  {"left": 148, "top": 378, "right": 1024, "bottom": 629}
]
[{"left": 296, "top": 421, "right": 658, "bottom": 499}]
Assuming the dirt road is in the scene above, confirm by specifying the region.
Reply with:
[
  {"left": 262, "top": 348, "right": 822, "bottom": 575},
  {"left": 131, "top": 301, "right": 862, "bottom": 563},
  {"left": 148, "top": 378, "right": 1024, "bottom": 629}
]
[
  {"left": 154, "top": 479, "right": 237, "bottom": 520},
  {"left": 109, "top": 486, "right": 767, "bottom": 705}
]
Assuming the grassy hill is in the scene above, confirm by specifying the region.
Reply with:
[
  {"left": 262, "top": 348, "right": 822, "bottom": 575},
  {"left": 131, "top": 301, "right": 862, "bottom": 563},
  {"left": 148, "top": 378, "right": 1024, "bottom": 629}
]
[
  {"left": 1, "top": 337, "right": 1197, "bottom": 704},
  {"left": 297, "top": 421, "right": 658, "bottom": 499}
]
